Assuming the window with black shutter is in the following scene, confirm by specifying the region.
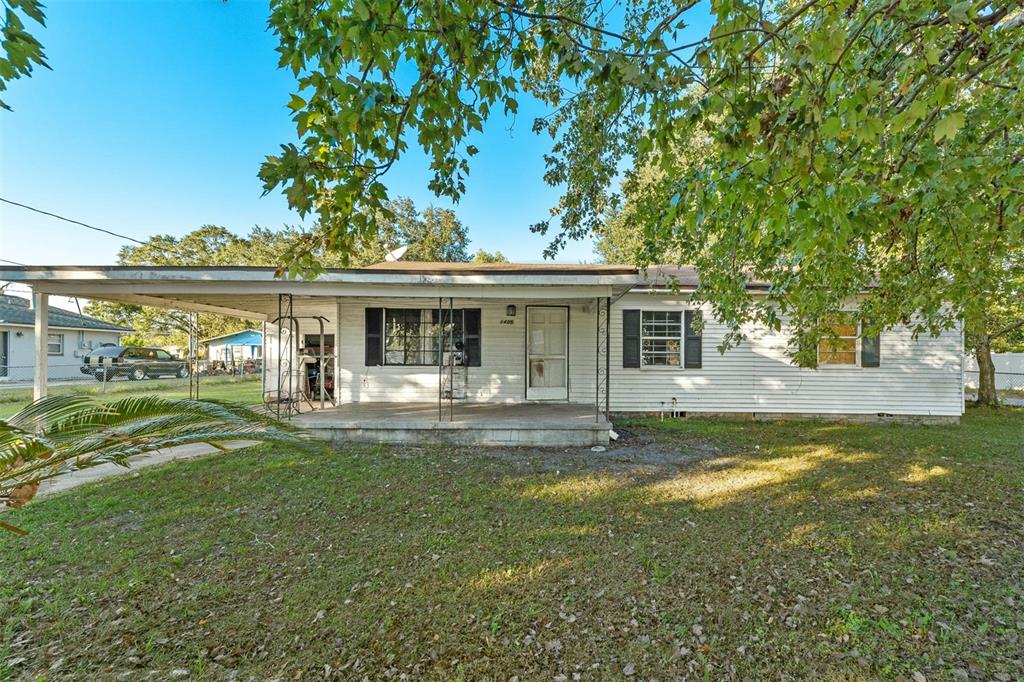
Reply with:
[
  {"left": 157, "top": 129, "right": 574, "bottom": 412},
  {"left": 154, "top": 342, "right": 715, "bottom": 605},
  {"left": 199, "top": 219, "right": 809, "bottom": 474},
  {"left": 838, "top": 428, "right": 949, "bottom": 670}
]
[
  {"left": 861, "top": 318, "right": 880, "bottom": 367},
  {"left": 365, "top": 308, "right": 383, "bottom": 366},
  {"left": 622, "top": 309, "right": 641, "bottom": 368},
  {"left": 463, "top": 309, "right": 482, "bottom": 367},
  {"left": 683, "top": 310, "right": 703, "bottom": 369},
  {"left": 367, "top": 307, "right": 481, "bottom": 366}
]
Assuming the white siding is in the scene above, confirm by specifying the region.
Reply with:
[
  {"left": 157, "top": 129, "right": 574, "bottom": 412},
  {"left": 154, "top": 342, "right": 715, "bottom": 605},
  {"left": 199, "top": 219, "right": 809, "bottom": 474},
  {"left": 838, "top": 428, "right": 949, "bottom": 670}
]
[
  {"left": 285, "top": 297, "right": 604, "bottom": 405},
  {"left": 0, "top": 325, "right": 123, "bottom": 381},
  {"left": 608, "top": 292, "right": 964, "bottom": 417},
  {"left": 269, "top": 293, "right": 964, "bottom": 418}
]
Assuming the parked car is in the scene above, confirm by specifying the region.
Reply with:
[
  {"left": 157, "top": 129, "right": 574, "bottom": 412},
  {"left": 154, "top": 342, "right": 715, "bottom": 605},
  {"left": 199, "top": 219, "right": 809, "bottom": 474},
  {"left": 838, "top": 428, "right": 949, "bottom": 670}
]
[{"left": 80, "top": 346, "right": 189, "bottom": 382}]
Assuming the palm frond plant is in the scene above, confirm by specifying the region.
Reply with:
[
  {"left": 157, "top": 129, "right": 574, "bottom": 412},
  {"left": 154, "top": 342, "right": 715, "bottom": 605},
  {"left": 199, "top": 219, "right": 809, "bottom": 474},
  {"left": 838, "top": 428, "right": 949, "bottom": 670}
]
[{"left": 1, "top": 395, "right": 314, "bottom": 534}]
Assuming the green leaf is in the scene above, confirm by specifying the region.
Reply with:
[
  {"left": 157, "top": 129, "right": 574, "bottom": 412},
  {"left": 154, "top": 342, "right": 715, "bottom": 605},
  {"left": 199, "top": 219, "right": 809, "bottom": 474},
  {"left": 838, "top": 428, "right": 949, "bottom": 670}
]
[
  {"left": 821, "top": 117, "right": 841, "bottom": 139},
  {"left": 353, "top": 0, "right": 370, "bottom": 21},
  {"left": 948, "top": 1, "right": 971, "bottom": 25},
  {"left": 933, "top": 112, "right": 964, "bottom": 143},
  {"left": 288, "top": 94, "right": 306, "bottom": 112},
  {"left": 747, "top": 117, "right": 761, "bottom": 138}
]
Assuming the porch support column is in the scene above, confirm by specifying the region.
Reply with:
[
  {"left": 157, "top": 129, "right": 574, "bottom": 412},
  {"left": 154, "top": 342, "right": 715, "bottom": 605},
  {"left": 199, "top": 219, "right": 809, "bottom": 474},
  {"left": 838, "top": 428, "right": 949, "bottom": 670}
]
[
  {"left": 33, "top": 290, "right": 48, "bottom": 401},
  {"left": 437, "top": 297, "right": 443, "bottom": 422},
  {"left": 605, "top": 295, "right": 611, "bottom": 422},
  {"left": 594, "top": 297, "right": 600, "bottom": 423},
  {"left": 594, "top": 296, "right": 610, "bottom": 424},
  {"left": 335, "top": 297, "right": 342, "bottom": 406}
]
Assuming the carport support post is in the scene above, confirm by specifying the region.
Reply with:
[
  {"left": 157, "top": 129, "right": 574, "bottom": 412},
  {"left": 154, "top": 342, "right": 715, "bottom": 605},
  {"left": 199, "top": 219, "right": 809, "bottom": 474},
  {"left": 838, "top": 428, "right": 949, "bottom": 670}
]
[
  {"left": 334, "top": 298, "right": 342, "bottom": 408},
  {"left": 32, "top": 290, "right": 48, "bottom": 401}
]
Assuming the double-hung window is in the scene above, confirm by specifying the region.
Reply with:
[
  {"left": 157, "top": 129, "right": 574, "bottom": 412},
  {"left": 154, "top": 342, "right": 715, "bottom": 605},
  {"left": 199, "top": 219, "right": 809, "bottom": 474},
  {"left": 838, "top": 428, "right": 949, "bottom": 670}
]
[
  {"left": 366, "top": 307, "right": 481, "bottom": 367},
  {"left": 47, "top": 333, "right": 64, "bottom": 356},
  {"left": 385, "top": 309, "right": 457, "bottom": 366},
  {"left": 640, "top": 311, "right": 682, "bottom": 367},
  {"left": 817, "top": 314, "right": 880, "bottom": 367}
]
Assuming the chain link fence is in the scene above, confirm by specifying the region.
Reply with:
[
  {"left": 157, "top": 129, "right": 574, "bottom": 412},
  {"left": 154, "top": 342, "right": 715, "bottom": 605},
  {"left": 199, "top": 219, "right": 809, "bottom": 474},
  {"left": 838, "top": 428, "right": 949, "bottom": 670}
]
[
  {"left": 0, "top": 363, "right": 103, "bottom": 386},
  {"left": 0, "top": 360, "right": 262, "bottom": 388},
  {"left": 964, "top": 370, "right": 1024, "bottom": 404}
]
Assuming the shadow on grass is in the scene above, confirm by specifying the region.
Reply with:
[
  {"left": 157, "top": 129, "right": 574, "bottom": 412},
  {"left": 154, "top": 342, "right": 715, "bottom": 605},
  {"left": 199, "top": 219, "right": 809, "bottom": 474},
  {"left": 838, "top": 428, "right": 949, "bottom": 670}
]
[{"left": 1, "top": 409, "right": 1022, "bottom": 680}]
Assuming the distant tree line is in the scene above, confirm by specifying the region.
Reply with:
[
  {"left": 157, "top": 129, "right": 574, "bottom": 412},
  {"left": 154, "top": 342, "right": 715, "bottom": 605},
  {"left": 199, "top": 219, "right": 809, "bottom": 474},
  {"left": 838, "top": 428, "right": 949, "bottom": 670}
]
[{"left": 87, "top": 198, "right": 488, "bottom": 349}]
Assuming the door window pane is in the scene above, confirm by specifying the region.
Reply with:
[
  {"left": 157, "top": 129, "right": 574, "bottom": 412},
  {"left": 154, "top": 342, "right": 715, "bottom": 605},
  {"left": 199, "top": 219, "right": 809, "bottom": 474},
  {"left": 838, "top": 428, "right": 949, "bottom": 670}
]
[{"left": 529, "top": 358, "right": 566, "bottom": 388}]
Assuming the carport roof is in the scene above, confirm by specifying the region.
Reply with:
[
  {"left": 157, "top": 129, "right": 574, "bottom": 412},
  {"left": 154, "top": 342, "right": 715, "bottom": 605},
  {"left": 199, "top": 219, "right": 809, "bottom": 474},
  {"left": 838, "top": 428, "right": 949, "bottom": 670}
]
[{"left": 0, "top": 264, "right": 644, "bottom": 321}]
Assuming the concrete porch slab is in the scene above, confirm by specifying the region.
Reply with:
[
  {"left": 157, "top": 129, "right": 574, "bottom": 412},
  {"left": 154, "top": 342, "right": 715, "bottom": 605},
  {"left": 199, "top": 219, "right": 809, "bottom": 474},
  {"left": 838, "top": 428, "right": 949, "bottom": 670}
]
[{"left": 292, "top": 402, "right": 612, "bottom": 446}]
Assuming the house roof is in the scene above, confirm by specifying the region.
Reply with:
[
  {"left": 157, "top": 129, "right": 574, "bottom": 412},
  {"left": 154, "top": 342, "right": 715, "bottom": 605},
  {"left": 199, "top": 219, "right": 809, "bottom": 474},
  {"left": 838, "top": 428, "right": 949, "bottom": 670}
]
[
  {"left": 361, "top": 261, "right": 637, "bottom": 275},
  {"left": 636, "top": 265, "right": 771, "bottom": 291},
  {"left": 0, "top": 263, "right": 769, "bottom": 322},
  {"left": 0, "top": 294, "right": 133, "bottom": 332},
  {"left": 201, "top": 328, "right": 263, "bottom": 345}
]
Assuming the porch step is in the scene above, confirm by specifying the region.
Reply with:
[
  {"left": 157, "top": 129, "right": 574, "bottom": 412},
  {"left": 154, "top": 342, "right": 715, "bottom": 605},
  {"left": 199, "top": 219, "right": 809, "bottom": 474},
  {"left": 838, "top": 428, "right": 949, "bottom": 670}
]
[
  {"left": 292, "top": 403, "right": 612, "bottom": 447},
  {"left": 302, "top": 421, "right": 611, "bottom": 447}
]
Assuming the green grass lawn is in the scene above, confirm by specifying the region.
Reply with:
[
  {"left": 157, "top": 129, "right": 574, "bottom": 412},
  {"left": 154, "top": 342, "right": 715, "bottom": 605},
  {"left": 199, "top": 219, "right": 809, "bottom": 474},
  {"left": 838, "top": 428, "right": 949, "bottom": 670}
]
[
  {"left": 2, "top": 408, "right": 1022, "bottom": 680},
  {"left": 0, "top": 375, "right": 263, "bottom": 418}
]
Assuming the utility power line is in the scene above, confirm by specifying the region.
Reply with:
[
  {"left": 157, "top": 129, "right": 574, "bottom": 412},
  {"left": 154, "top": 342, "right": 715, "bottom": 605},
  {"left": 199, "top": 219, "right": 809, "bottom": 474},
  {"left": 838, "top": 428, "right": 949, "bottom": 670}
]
[
  {"left": 0, "top": 257, "right": 28, "bottom": 266},
  {"left": 0, "top": 197, "right": 148, "bottom": 245}
]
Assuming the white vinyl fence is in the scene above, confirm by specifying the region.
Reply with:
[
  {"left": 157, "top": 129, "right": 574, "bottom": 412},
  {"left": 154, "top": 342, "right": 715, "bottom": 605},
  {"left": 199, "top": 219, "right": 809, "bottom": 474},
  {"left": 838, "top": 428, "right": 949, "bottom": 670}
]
[{"left": 963, "top": 352, "right": 1024, "bottom": 393}]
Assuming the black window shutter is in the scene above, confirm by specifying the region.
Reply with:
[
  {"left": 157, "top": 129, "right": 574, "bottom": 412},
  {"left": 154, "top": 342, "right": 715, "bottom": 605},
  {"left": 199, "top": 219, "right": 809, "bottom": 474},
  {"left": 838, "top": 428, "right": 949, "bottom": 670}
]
[
  {"left": 464, "top": 309, "right": 482, "bottom": 367},
  {"left": 684, "top": 310, "right": 702, "bottom": 369},
  {"left": 622, "top": 309, "right": 641, "bottom": 368},
  {"left": 365, "top": 307, "right": 383, "bottom": 366},
  {"left": 861, "top": 318, "right": 880, "bottom": 367}
]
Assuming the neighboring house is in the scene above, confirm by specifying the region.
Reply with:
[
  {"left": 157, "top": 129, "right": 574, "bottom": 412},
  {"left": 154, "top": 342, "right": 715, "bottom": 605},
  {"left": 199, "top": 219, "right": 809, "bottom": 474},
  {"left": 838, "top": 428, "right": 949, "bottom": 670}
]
[
  {"left": 1, "top": 264, "right": 964, "bottom": 442},
  {"left": 0, "top": 294, "right": 132, "bottom": 382},
  {"left": 203, "top": 329, "right": 263, "bottom": 367}
]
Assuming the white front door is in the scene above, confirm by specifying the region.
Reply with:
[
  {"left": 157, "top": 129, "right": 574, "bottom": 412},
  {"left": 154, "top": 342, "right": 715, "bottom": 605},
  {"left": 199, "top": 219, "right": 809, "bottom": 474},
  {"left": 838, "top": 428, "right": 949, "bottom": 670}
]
[{"left": 526, "top": 306, "right": 569, "bottom": 401}]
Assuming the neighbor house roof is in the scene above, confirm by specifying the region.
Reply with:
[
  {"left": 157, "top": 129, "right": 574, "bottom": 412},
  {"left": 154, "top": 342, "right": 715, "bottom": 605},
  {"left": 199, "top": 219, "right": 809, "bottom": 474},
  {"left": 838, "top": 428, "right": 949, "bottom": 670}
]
[
  {"left": 0, "top": 294, "right": 133, "bottom": 332},
  {"left": 201, "top": 328, "right": 263, "bottom": 345}
]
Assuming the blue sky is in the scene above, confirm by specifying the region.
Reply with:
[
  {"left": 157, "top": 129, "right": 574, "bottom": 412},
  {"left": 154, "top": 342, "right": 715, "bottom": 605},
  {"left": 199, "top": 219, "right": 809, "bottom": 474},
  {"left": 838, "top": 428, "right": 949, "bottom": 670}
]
[{"left": 0, "top": 0, "right": 627, "bottom": 267}]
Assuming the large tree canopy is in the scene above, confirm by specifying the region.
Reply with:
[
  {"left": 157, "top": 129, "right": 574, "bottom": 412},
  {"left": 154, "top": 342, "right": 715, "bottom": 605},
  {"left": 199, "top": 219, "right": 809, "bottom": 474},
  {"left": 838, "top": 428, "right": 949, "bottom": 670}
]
[
  {"left": 263, "top": 0, "right": 1023, "bottom": 364},
  {"left": 86, "top": 200, "right": 470, "bottom": 346}
]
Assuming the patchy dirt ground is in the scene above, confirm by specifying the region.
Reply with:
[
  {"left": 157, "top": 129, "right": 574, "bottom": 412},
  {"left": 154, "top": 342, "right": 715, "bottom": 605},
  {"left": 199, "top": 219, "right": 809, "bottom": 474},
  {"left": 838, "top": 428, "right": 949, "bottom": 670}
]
[{"left": 474, "top": 426, "right": 723, "bottom": 474}]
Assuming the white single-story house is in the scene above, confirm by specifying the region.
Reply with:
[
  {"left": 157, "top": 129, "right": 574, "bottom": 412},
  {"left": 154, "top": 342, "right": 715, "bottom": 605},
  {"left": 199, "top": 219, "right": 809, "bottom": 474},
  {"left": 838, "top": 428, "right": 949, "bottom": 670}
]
[
  {"left": 0, "top": 264, "right": 964, "bottom": 444},
  {"left": 202, "top": 329, "right": 263, "bottom": 368},
  {"left": 0, "top": 293, "right": 132, "bottom": 383}
]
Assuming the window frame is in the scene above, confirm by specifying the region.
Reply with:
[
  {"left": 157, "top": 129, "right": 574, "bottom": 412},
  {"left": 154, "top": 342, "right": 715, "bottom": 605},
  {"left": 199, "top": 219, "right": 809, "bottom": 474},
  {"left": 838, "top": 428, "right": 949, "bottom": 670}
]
[
  {"left": 639, "top": 309, "right": 684, "bottom": 369},
  {"left": 816, "top": 314, "right": 864, "bottom": 368},
  {"left": 47, "top": 333, "right": 64, "bottom": 356},
  {"left": 382, "top": 308, "right": 467, "bottom": 367}
]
